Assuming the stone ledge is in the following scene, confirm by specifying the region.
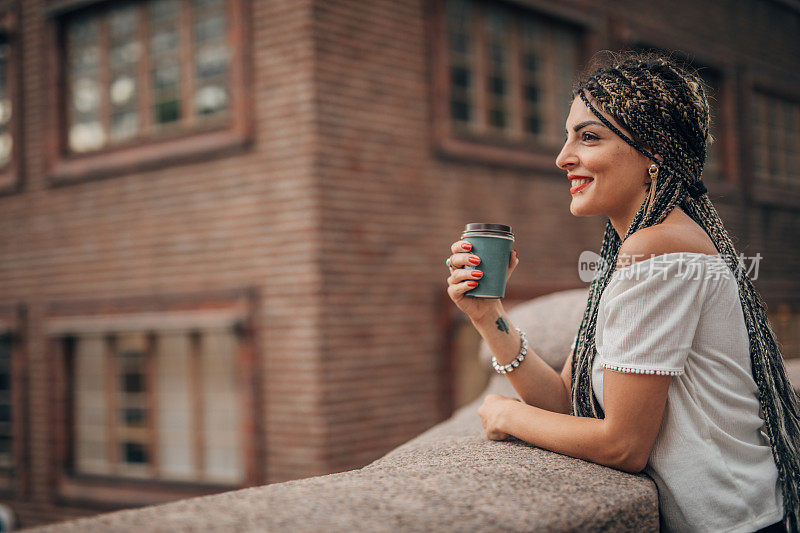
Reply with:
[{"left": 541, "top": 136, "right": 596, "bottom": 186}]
[
  {"left": 24, "top": 378, "right": 659, "bottom": 532},
  {"left": 24, "top": 289, "right": 662, "bottom": 532}
]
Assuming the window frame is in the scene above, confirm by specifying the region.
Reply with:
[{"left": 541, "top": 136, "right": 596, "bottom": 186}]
[
  {"left": 428, "top": 0, "right": 601, "bottom": 171},
  {"left": 46, "top": 287, "right": 262, "bottom": 508},
  {"left": 744, "top": 66, "right": 800, "bottom": 210},
  {"left": 0, "top": 302, "right": 26, "bottom": 498},
  {"left": 0, "top": 3, "right": 23, "bottom": 195},
  {"left": 43, "top": 0, "right": 253, "bottom": 187}
]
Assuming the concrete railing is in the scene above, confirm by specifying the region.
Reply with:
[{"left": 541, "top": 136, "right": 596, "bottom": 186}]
[{"left": 26, "top": 288, "right": 664, "bottom": 532}]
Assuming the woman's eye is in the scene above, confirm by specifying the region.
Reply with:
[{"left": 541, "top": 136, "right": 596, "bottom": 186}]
[{"left": 564, "top": 132, "right": 599, "bottom": 143}]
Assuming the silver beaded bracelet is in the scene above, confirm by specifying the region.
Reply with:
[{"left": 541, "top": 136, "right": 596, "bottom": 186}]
[{"left": 491, "top": 327, "right": 528, "bottom": 374}]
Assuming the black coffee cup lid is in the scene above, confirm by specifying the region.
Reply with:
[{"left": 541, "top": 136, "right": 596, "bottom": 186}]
[{"left": 463, "top": 223, "right": 513, "bottom": 236}]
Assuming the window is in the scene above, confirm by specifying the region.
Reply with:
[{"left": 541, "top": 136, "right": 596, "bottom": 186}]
[
  {"left": 436, "top": 0, "right": 585, "bottom": 165},
  {"left": 0, "top": 6, "right": 21, "bottom": 194},
  {"left": 64, "top": 0, "right": 230, "bottom": 153},
  {"left": 70, "top": 328, "right": 243, "bottom": 483},
  {"left": 46, "top": 0, "right": 250, "bottom": 183},
  {"left": 752, "top": 90, "right": 800, "bottom": 188},
  {"left": 0, "top": 38, "right": 12, "bottom": 170},
  {"left": 0, "top": 303, "right": 24, "bottom": 494},
  {"left": 48, "top": 290, "right": 259, "bottom": 504}
]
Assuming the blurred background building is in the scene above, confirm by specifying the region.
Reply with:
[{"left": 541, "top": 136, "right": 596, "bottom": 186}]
[{"left": 0, "top": 0, "right": 798, "bottom": 528}]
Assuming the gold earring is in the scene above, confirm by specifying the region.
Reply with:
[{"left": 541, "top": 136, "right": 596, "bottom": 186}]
[
  {"left": 645, "top": 163, "right": 658, "bottom": 218},
  {"left": 648, "top": 163, "right": 659, "bottom": 185}
]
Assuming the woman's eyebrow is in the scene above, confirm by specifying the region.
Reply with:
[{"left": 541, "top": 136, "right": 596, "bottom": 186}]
[{"left": 565, "top": 120, "right": 606, "bottom": 135}]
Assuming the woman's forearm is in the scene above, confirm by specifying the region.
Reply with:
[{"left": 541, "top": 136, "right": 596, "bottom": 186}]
[
  {"left": 472, "top": 303, "right": 571, "bottom": 414},
  {"left": 499, "top": 400, "right": 631, "bottom": 472}
]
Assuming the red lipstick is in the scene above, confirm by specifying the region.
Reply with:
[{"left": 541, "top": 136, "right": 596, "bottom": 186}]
[{"left": 568, "top": 175, "right": 594, "bottom": 194}]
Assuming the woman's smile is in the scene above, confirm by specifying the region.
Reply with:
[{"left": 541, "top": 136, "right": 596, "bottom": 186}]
[{"left": 570, "top": 176, "right": 594, "bottom": 194}]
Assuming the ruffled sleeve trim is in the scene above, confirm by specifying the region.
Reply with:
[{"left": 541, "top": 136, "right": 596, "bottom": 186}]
[{"left": 601, "top": 361, "right": 685, "bottom": 376}]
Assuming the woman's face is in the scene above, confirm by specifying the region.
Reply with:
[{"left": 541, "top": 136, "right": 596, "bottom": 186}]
[{"left": 555, "top": 92, "right": 657, "bottom": 223}]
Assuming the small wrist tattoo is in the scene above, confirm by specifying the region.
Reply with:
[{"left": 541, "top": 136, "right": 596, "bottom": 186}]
[{"left": 496, "top": 317, "right": 510, "bottom": 334}]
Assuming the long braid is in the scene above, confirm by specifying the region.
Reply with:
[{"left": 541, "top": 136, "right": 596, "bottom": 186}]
[
  {"left": 683, "top": 193, "right": 800, "bottom": 529},
  {"left": 568, "top": 49, "right": 800, "bottom": 533}
]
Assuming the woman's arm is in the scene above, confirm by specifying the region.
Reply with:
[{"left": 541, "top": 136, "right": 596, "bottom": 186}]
[
  {"left": 472, "top": 301, "right": 571, "bottom": 414},
  {"left": 489, "top": 397, "right": 623, "bottom": 469},
  {"left": 483, "top": 366, "right": 671, "bottom": 474}
]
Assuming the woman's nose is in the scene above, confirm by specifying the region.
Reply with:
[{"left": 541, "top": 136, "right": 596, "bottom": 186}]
[{"left": 555, "top": 143, "right": 576, "bottom": 170}]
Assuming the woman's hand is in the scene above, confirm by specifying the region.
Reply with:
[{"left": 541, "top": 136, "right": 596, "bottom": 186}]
[
  {"left": 478, "top": 393, "right": 522, "bottom": 440},
  {"left": 446, "top": 240, "right": 519, "bottom": 323}
]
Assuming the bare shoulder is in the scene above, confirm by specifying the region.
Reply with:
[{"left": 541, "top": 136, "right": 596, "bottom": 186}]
[{"left": 618, "top": 214, "right": 717, "bottom": 270}]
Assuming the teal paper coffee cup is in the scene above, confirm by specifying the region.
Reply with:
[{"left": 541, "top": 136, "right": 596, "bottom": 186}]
[{"left": 461, "top": 223, "right": 514, "bottom": 299}]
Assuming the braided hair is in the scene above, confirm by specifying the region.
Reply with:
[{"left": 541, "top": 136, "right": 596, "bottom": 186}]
[{"left": 568, "top": 49, "right": 800, "bottom": 533}]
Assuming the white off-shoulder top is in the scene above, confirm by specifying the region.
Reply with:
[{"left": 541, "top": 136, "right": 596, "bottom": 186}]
[{"left": 589, "top": 252, "right": 784, "bottom": 533}]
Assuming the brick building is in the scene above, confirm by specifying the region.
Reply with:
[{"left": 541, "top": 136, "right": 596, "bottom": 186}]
[{"left": 0, "top": 0, "right": 798, "bottom": 528}]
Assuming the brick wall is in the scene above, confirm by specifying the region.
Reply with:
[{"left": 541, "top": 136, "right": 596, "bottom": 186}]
[{"left": 0, "top": 0, "right": 325, "bottom": 526}]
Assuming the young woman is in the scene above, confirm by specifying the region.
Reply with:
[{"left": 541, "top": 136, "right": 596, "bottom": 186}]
[{"left": 445, "top": 50, "right": 799, "bottom": 533}]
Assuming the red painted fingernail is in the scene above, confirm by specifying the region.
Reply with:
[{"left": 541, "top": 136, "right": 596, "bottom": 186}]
[
  {"left": 467, "top": 280, "right": 479, "bottom": 287},
  {"left": 471, "top": 270, "right": 483, "bottom": 278},
  {"left": 468, "top": 256, "right": 480, "bottom": 265},
  {"left": 462, "top": 242, "right": 472, "bottom": 251}
]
